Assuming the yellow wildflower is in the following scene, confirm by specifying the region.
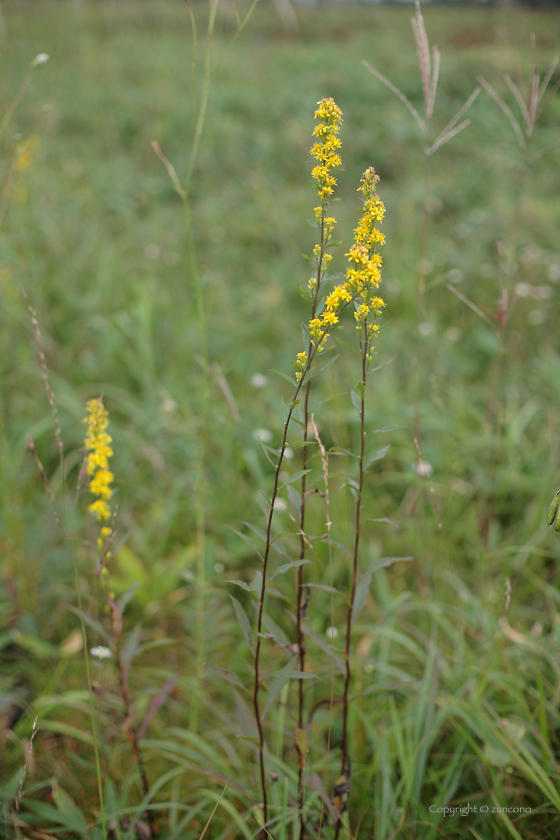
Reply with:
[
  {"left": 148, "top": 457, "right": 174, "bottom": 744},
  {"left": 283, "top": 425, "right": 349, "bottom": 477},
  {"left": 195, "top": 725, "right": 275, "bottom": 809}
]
[
  {"left": 83, "top": 398, "right": 113, "bottom": 523},
  {"left": 15, "top": 135, "right": 41, "bottom": 173},
  {"left": 294, "top": 351, "right": 308, "bottom": 383},
  {"left": 321, "top": 311, "right": 339, "bottom": 326},
  {"left": 310, "top": 98, "right": 342, "bottom": 207}
]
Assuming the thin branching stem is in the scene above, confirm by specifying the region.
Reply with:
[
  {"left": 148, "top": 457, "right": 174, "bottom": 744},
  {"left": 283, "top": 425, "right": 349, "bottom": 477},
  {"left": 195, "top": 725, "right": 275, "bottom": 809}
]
[
  {"left": 253, "top": 309, "right": 350, "bottom": 834},
  {"left": 254, "top": 380, "right": 304, "bottom": 834}
]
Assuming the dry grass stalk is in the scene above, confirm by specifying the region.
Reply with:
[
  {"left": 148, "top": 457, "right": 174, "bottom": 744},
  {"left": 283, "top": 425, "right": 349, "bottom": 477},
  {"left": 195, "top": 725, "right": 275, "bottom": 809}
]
[
  {"left": 21, "top": 288, "right": 64, "bottom": 471},
  {"left": 15, "top": 716, "right": 39, "bottom": 813},
  {"left": 478, "top": 34, "right": 559, "bottom": 154}
]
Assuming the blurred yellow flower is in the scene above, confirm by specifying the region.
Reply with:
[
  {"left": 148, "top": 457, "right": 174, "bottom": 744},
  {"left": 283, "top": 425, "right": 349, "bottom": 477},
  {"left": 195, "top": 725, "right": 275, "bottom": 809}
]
[
  {"left": 83, "top": 398, "right": 113, "bottom": 523},
  {"left": 15, "top": 134, "right": 41, "bottom": 172}
]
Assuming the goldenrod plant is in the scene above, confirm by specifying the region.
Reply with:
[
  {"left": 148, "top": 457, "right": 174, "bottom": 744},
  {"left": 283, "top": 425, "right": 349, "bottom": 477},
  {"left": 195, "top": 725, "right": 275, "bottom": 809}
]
[{"left": 293, "top": 97, "right": 342, "bottom": 836}]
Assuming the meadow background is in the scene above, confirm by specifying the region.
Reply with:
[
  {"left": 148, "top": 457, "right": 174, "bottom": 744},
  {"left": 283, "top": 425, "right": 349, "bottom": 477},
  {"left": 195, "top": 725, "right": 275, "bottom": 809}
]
[{"left": 2, "top": 0, "right": 560, "bottom": 838}]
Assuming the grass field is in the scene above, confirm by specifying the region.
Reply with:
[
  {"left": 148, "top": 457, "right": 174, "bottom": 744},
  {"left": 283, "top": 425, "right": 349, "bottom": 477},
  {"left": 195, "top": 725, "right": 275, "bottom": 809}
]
[{"left": 2, "top": 1, "right": 560, "bottom": 838}]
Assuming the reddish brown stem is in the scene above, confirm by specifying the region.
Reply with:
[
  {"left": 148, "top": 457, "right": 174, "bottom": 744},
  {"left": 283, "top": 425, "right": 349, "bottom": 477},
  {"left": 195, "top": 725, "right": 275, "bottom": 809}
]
[
  {"left": 336, "top": 338, "right": 368, "bottom": 838},
  {"left": 296, "top": 212, "right": 324, "bottom": 840},
  {"left": 109, "top": 595, "right": 153, "bottom": 829},
  {"left": 253, "top": 379, "right": 305, "bottom": 835}
]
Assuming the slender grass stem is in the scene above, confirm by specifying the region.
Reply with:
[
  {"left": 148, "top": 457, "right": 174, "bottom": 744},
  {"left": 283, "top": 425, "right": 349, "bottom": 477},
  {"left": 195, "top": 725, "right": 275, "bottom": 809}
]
[
  {"left": 181, "top": 0, "right": 258, "bottom": 733},
  {"left": 181, "top": 0, "right": 217, "bottom": 733},
  {"left": 417, "top": 149, "right": 432, "bottom": 315}
]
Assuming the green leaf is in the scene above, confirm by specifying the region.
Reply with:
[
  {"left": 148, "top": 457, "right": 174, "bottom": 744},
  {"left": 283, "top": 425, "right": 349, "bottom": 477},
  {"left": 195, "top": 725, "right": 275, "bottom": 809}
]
[
  {"left": 365, "top": 444, "right": 390, "bottom": 470},
  {"left": 237, "top": 734, "right": 260, "bottom": 745},
  {"left": 305, "top": 583, "right": 340, "bottom": 593},
  {"left": 259, "top": 492, "right": 271, "bottom": 518},
  {"left": 367, "top": 556, "right": 413, "bottom": 574},
  {"left": 11, "top": 630, "right": 59, "bottom": 660},
  {"left": 352, "top": 557, "right": 413, "bottom": 627},
  {"left": 121, "top": 623, "right": 142, "bottom": 671},
  {"left": 262, "top": 613, "right": 291, "bottom": 647},
  {"left": 370, "top": 356, "right": 395, "bottom": 373},
  {"left": 363, "top": 516, "right": 399, "bottom": 529},
  {"left": 229, "top": 527, "right": 263, "bottom": 560},
  {"left": 352, "top": 574, "right": 372, "bottom": 629},
  {"left": 51, "top": 786, "right": 87, "bottom": 831},
  {"left": 287, "top": 483, "right": 302, "bottom": 516},
  {"left": 278, "top": 468, "right": 312, "bottom": 490},
  {"left": 318, "top": 352, "right": 340, "bottom": 373},
  {"left": 25, "top": 800, "right": 86, "bottom": 832},
  {"left": 229, "top": 596, "right": 253, "bottom": 652},
  {"left": 226, "top": 579, "right": 254, "bottom": 592},
  {"left": 373, "top": 425, "right": 407, "bottom": 433},
  {"left": 39, "top": 720, "right": 94, "bottom": 745},
  {"left": 353, "top": 680, "right": 420, "bottom": 699},
  {"left": 351, "top": 390, "right": 362, "bottom": 412},
  {"left": 318, "top": 536, "right": 351, "bottom": 555},
  {"left": 269, "top": 368, "right": 297, "bottom": 386},
  {"left": 269, "top": 560, "right": 311, "bottom": 583},
  {"left": 272, "top": 670, "right": 319, "bottom": 680},
  {"left": 240, "top": 521, "right": 267, "bottom": 542},
  {"left": 205, "top": 664, "right": 247, "bottom": 691},
  {"left": 261, "top": 674, "right": 290, "bottom": 721},
  {"left": 256, "top": 438, "right": 276, "bottom": 467},
  {"left": 251, "top": 570, "right": 263, "bottom": 595},
  {"left": 297, "top": 284, "right": 312, "bottom": 300},
  {"left": 117, "top": 582, "right": 140, "bottom": 615},
  {"left": 333, "top": 336, "right": 360, "bottom": 355}
]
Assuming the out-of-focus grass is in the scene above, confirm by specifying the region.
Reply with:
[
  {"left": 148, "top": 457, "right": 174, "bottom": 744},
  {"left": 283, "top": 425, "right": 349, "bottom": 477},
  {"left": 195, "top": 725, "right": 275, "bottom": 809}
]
[{"left": 2, "top": 1, "right": 560, "bottom": 838}]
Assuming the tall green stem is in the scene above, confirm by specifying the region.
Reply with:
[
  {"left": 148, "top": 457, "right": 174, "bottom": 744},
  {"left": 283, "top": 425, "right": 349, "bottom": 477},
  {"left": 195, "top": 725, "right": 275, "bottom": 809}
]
[{"left": 181, "top": 0, "right": 217, "bottom": 733}]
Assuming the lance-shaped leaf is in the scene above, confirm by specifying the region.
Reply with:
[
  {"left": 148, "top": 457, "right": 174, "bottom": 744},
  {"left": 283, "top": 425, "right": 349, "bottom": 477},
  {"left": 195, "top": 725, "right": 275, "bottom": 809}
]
[
  {"left": 365, "top": 444, "right": 390, "bottom": 470},
  {"left": 261, "top": 673, "right": 290, "bottom": 721},
  {"left": 137, "top": 676, "right": 178, "bottom": 738},
  {"left": 228, "top": 527, "right": 263, "bottom": 560},
  {"left": 352, "top": 557, "right": 414, "bottom": 627},
  {"left": 229, "top": 596, "right": 253, "bottom": 652},
  {"left": 268, "top": 559, "right": 311, "bottom": 584},
  {"left": 262, "top": 613, "right": 291, "bottom": 648},
  {"left": 226, "top": 579, "right": 254, "bottom": 593},
  {"left": 205, "top": 664, "right": 247, "bottom": 691},
  {"left": 278, "top": 469, "right": 312, "bottom": 491}
]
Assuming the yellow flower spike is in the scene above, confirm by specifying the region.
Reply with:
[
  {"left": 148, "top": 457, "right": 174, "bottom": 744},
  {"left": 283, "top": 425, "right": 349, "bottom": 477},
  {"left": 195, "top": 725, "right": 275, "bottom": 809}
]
[
  {"left": 84, "top": 398, "right": 114, "bottom": 528},
  {"left": 15, "top": 134, "right": 41, "bottom": 172},
  {"left": 294, "top": 350, "right": 308, "bottom": 383},
  {"left": 295, "top": 98, "right": 344, "bottom": 373}
]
